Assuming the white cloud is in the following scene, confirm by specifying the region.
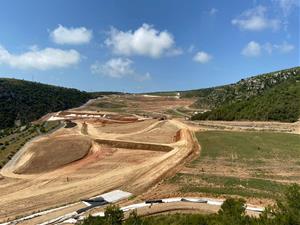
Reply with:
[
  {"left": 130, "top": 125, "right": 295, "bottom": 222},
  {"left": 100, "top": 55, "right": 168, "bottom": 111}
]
[
  {"left": 242, "top": 41, "right": 261, "bottom": 57},
  {"left": 0, "top": 45, "right": 80, "bottom": 70},
  {"left": 193, "top": 51, "right": 213, "bottom": 63},
  {"left": 263, "top": 41, "right": 295, "bottom": 54},
  {"left": 91, "top": 58, "right": 152, "bottom": 81},
  {"left": 166, "top": 48, "right": 183, "bottom": 56},
  {"left": 50, "top": 25, "right": 93, "bottom": 45},
  {"left": 232, "top": 6, "right": 280, "bottom": 31},
  {"left": 105, "top": 24, "right": 176, "bottom": 58},
  {"left": 209, "top": 8, "right": 218, "bottom": 16},
  {"left": 263, "top": 42, "right": 273, "bottom": 54},
  {"left": 273, "top": 41, "right": 295, "bottom": 53},
  {"left": 273, "top": 0, "right": 300, "bottom": 16},
  {"left": 91, "top": 58, "right": 134, "bottom": 78},
  {"left": 243, "top": 41, "right": 294, "bottom": 57}
]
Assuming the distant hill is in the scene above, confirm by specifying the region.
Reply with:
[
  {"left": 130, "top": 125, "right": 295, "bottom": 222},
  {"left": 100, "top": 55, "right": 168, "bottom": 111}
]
[
  {"left": 0, "top": 78, "right": 91, "bottom": 129},
  {"left": 190, "top": 67, "right": 300, "bottom": 122}
]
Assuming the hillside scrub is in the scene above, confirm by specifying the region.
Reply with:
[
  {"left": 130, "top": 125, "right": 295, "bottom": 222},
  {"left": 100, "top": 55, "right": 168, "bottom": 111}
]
[
  {"left": 0, "top": 78, "right": 91, "bottom": 129},
  {"left": 0, "top": 121, "right": 61, "bottom": 169},
  {"left": 187, "top": 67, "right": 300, "bottom": 109},
  {"left": 192, "top": 79, "right": 300, "bottom": 122}
]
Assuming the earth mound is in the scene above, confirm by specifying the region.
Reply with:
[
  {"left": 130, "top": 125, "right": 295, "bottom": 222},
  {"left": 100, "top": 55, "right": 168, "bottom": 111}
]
[{"left": 14, "top": 135, "right": 92, "bottom": 174}]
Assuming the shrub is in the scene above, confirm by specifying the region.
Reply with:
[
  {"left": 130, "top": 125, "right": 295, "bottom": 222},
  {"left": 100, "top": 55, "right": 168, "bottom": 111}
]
[
  {"left": 124, "top": 210, "right": 142, "bottom": 225},
  {"left": 104, "top": 205, "right": 124, "bottom": 225}
]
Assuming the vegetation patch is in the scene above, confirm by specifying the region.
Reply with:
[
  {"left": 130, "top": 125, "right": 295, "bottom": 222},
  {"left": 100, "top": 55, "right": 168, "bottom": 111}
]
[
  {"left": 192, "top": 71, "right": 300, "bottom": 122},
  {"left": 169, "top": 173, "right": 286, "bottom": 199},
  {"left": 0, "top": 121, "right": 61, "bottom": 169},
  {"left": 194, "top": 131, "right": 300, "bottom": 161},
  {"left": 166, "top": 131, "right": 300, "bottom": 199},
  {"left": 0, "top": 78, "right": 91, "bottom": 129}
]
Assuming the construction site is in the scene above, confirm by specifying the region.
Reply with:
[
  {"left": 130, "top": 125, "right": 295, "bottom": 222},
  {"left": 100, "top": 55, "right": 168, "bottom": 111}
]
[{"left": 0, "top": 94, "right": 299, "bottom": 225}]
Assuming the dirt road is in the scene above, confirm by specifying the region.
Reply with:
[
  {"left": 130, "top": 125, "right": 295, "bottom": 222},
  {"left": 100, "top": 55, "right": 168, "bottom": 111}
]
[{"left": 0, "top": 117, "right": 199, "bottom": 224}]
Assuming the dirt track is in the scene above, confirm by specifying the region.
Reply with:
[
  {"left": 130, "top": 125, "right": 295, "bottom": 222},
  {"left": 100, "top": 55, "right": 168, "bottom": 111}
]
[
  {"left": 1, "top": 95, "right": 297, "bottom": 224},
  {"left": 188, "top": 120, "right": 300, "bottom": 134},
  {"left": 0, "top": 115, "right": 199, "bottom": 223}
]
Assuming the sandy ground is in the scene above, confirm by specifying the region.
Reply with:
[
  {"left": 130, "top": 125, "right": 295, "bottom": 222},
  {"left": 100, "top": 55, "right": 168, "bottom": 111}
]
[
  {"left": 132, "top": 202, "right": 220, "bottom": 216},
  {"left": 1, "top": 95, "right": 298, "bottom": 224},
  {"left": 187, "top": 119, "right": 300, "bottom": 134},
  {"left": 118, "top": 121, "right": 180, "bottom": 144},
  {"left": 91, "top": 119, "right": 157, "bottom": 134},
  {"left": 14, "top": 135, "right": 92, "bottom": 174},
  {"left": 77, "top": 94, "right": 196, "bottom": 118},
  {"left": 0, "top": 116, "right": 199, "bottom": 223}
]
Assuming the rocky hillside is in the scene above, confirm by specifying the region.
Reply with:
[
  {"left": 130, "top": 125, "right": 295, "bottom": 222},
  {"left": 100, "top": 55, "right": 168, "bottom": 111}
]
[
  {"left": 191, "top": 67, "right": 300, "bottom": 122},
  {"left": 182, "top": 67, "right": 300, "bottom": 109}
]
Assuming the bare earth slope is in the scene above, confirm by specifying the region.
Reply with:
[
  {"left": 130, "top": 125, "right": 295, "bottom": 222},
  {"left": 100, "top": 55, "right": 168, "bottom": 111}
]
[
  {"left": 0, "top": 96, "right": 200, "bottom": 223},
  {"left": 14, "top": 135, "right": 92, "bottom": 174}
]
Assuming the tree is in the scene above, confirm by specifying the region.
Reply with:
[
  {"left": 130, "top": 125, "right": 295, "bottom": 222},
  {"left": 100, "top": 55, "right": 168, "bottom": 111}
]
[
  {"left": 124, "top": 210, "right": 142, "bottom": 225},
  {"left": 81, "top": 215, "right": 106, "bottom": 225},
  {"left": 269, "top": 184, "right": 300, "bottom": 225},
  {"left": 104, "top": 204, "right": 124, "bottom": 225},
  {"left": 215, "top": 198, "right": 251, "bottom": 225}
]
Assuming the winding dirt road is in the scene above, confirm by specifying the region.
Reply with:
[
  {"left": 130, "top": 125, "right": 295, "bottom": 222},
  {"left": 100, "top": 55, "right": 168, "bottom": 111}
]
[{"left": 0, "top": 118, "right": 199, "bottom": 224}]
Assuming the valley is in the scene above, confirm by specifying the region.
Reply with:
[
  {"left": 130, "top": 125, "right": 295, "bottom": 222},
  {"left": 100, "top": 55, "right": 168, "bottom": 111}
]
[{"left": 0, "top": 93, "right": 299, "bottom": 224}]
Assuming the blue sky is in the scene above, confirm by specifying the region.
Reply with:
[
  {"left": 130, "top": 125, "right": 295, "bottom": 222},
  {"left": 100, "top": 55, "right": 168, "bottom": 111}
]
[{"left": 0, "top": 0, "right": 299, "bottom": 92}]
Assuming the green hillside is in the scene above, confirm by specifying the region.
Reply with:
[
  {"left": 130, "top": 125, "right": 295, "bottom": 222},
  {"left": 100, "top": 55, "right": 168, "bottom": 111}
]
[
  {"left": 185, "top": 67, "right": 300, "bottom": 109},
  {"left": 0, "top": 78, "right": 91, "bottom": 129},
  {"left": 192, "top": 79, "right": 300, "bottom": 122},
  {"left": 147, "top": 67, "right": 300, "bottom": 122}
]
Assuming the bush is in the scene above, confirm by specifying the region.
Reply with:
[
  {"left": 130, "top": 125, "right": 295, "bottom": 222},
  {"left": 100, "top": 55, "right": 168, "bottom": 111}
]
[
  {"left": 124, "top": 210, "right": 142, "bottom": 225},
  {"left": 81, "top": 205, "right": 124, "bottom": 225},
  {"left": 81, "top": 215, "right": 106, "bottom": 225},
  {"left": 40, "top": 127, "right": 46, "bottom": 133},
  {"left": 104, "top": 205, "right": 124, "bottom": 225},
  {"left": 262, "top": 184, "right": 300, "bottom": 225},
  {"left": 214, "top": 198, "right": 252, "bottom": 225}
]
